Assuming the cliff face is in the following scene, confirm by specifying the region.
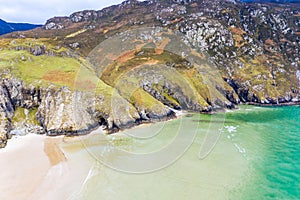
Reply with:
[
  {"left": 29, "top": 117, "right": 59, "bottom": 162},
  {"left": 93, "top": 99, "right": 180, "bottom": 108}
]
[
  {"left": 0, "top": 0, "right": 299, "bottom": 147},
  {"left": 0, "top": 76, "right": 176, "bottom": 147}
]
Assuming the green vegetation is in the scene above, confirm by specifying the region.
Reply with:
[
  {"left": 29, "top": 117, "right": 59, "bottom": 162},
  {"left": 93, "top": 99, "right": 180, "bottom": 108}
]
[
  {"left": 12, "top": 107, "right": 39, "bottom": 126},
  {"left": 11, "top": 107, "right": 26, "bottom": 124},
  {"left": 0, "top": 49, "right": 80, "bottom": 87},
  {"left": 99, "top": 48, "right": 212, "bottom": 109},
  {"left": 27, "top": 109, "right": 39, "bottom": 125},
  {"left": 130, "top": 88, "right": 166, "bottom": 113}
]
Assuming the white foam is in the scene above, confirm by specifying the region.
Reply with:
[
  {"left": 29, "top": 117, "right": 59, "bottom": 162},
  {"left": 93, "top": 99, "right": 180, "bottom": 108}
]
[
  {"left": 67, "top": 162, "right": 100, "bottom": 200},
  {"left": 224, "top": 125, "right": 238, "bottom": 133},
  {"left": 234, "top": 143, "right": 246, "bottom": 154}
]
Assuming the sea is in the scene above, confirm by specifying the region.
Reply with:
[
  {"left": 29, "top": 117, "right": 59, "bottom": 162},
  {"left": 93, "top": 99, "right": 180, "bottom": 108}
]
[{"left": 62, "top": 105, "right": 300, "bottom": 200}]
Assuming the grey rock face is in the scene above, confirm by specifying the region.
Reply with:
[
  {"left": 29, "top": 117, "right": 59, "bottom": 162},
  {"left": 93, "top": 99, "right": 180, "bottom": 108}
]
[
  {"left": 0, "top": 77, "right": 160, "bottom": 147},
  {"left": 0, "top": 78, "right": 45, "bottom": 147},
  {"left": 44, "top": 17, "right": 68, "bottom": 30},
  {"left": 37, "top": 87, "right": 98, "bottom": 135},
  {"left": 70, "top": 10, "right": 98, "bottom": 23},
  {"left": 0, "top": 80, "right": 15, "bottom": 147}
]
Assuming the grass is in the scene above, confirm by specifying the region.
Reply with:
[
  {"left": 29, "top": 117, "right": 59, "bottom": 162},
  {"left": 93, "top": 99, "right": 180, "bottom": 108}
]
[
  {"left": 11, "top": 107, "right": 26, "bottom": 124},
  {"left": 4, "top": 32, "right": 292, "bottom": 115},
  {"left": 0, "top": 44, "right": 139, "bottom": 117},
  {"left": 5, "top": 38, "right": 69, "bottom": 54},
  {"left": 231, "top": 55, "right": 298, "bottom": 100},
  {"left": 11, "top": 107, "right": 39, "bottom": 126},
  {"left": 27, "top": 109, "right": 39, "bottom": 125},
  {"left": 100, "top": 49, "right": 191, "bottom": 86},
  {"left": 99, "top": 48, "right": 212, "bottom": 110},
  {"left": 152, "top": 83, "right": 180, "bottom": 107},
  {"left": 130, "top": 88, "right": 167, "bottom": 113},
  {"left": 0, "top": 50, "right": 80, "bottom": 87}
]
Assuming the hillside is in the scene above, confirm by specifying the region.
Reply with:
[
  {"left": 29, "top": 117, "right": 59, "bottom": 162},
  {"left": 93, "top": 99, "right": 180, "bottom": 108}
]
[
  {"left": 240, "top": 0, "right": 300, "bottom": 3},
  {"left": 0, "top": 0, "right": 299, "bottom": 147},
  {"left": 0, "top": 19, "right": 41, "bottom": 35}
]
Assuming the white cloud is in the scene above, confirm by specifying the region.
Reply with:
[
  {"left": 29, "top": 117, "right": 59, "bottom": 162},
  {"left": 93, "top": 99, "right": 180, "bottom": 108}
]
[{"left": 0, "top": 0, "right": 124, "bottom": 24}]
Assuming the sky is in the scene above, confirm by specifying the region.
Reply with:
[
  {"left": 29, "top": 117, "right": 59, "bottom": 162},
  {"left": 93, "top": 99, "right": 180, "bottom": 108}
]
[{"left": 0, "top": 0, "right": 125, "bottom": 24}]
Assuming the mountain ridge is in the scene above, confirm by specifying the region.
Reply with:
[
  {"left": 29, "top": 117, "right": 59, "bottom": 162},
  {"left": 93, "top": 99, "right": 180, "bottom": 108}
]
[{"left": 240, "top": 0, "right": 300, "bottom": 3}]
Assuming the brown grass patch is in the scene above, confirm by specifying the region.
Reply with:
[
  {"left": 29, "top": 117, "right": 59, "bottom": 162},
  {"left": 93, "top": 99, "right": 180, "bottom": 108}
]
[
  {"left": 190, "top": 2, "right": 198, "bottom": 7},
  {"left": 155, "top": 38, "right": 171, "bottom": 55},
  {"left": 229, "top": 27, "right": 246, "bottom": 35},
  {"left": 233, "top": 34, "right": 245, "bottom": 48},
  {"left": 265, "top": 38, "right": 275, "bottom": 45},
  {"left": 42, "top": 70, "right": 75, "bottom": 85},
  {"left": 95, "top": 21, "right": 128, "bottom": 34},
  {"left": 116, "top": 50, "right": 137, "bottom": 63},
  {"left": 171, "top": 17, "right": 184, "bottom": 24},
  {"left": 191, "top": 49, "right": 207, "bottom": 59},
  {"left": 229, "top": 27, "right": 246, "bottom": 48},
  {"left": 74, "top": 80, "right": 97, "bottom": 91}
]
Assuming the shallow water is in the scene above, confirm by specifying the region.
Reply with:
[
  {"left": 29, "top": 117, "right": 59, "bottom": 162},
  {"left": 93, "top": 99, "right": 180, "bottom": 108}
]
[
  {"left": 227, "top": 106, "right": 300, "bottom": 199},
  {"left": 62, "top": 105, "right": 300, "bottom": 200}
]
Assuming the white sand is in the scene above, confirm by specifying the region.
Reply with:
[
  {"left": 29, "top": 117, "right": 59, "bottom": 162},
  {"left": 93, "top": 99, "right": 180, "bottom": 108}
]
[
  {"left": 0, "top": 134, "right": 93, "bottom": 200},
  {"left": 0, "top": 134, "right": 50, "bottom": 200}
]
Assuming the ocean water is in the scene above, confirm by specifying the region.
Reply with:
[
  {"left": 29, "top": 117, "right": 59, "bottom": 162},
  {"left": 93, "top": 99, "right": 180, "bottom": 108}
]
[
  {"left": 62, "top": 105, "right": 300, "bottom": 200},
  {"left": 228, "top": 106, "right": 300, "bottom": 199}
]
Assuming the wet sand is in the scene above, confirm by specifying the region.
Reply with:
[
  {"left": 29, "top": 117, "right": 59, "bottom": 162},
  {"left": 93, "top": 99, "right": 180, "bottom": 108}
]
[{"left": 44, "top": 137, "right": 66, "bottom": 166}]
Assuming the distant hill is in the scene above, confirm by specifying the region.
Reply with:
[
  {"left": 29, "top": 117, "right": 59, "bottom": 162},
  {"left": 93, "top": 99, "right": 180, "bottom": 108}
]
[{"left": 0, "top": 19, "right": 41, "bottom": 35}]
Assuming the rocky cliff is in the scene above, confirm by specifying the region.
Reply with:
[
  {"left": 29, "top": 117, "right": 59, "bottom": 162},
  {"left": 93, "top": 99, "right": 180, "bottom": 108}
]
[
  {"left": 0, "top": 76, "right": 176, "bottom": 147},
  {"left": 0, "top": 0, "right": 299, "bottom": 147}
]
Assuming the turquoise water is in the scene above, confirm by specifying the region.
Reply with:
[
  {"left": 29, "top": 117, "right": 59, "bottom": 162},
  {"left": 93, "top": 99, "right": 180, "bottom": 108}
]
[
  {"left": 227, "top": 106, "right": 300, "bottom": 199},
  {"left": 63, "top": 105, "right": 300, "bottom": 199}
]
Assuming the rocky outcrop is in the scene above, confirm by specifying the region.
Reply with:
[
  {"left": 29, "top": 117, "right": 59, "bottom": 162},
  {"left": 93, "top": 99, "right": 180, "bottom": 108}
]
[
  {"left": 0, "top": 78, "right": 43, "bottom": 147},
  {"left": 138, "top": 67, "right": 211, "bottom": 112},
  {"left": 0, "top": 81, "right": 14, "bottom": 147},
  {"left": 12, "top": 43, "right": 72, "bottom": 57},
  {"left": 37, "top": 87, "right": 97, "bottom": 135},
  {"left": 36, "top": 86, "right": 142, "bottom": 135},
  {"left": 0, "top": 77, "right": 175, "bottom": 147},
  {"left": 70, "top": 10, "right": 99, "bottom": 23},
  {"left": 44, "top": 17, "right": 69, "bottom": 30}
]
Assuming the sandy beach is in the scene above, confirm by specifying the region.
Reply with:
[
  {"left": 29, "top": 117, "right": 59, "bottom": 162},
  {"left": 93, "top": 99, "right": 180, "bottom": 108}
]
[
  {"left": 0, "top": 134, "right": 87, "bottom": 200},
  {"left": 0, "top": 119, "right": 249, "bottom": 200},
  {"left": 0, "top": 127, "right": 109, "bottom": 200},
  {"left": 0, "top": 134, "right": 51, "bottom": 200}
]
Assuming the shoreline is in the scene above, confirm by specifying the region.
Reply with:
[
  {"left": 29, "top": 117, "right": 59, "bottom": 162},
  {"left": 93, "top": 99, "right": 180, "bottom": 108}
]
[
  {"left": 246, "top": 101, "right": 300, "bottom": 107},
  {"left": 2, "top": 102, "right": 299, "bottom": 149},
  {"left": 0, "top": 106, "right": 292, "bottom": 199}
]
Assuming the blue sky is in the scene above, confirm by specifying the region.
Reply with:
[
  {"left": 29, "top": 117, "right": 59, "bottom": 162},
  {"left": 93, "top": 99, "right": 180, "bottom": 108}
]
[{"left": 0, "top": 0, "right": 125, "bottom": 24}]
